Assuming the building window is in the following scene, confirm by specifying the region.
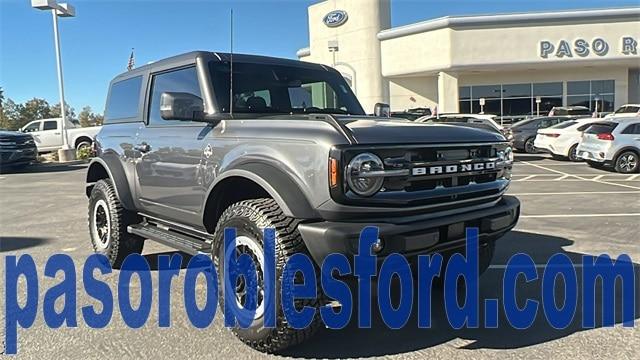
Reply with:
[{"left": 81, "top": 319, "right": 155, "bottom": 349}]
[
  {"left": 567, "top": 80, "right": 615, "bottom": 112},
  {"left": 458, "top": 82, "right": 562, "bottom": 118}
]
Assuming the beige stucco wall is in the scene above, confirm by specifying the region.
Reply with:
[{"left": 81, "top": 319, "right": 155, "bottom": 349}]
[
  {"left": 381, "top": 19, "right": 640, "bottom": 76},
  {"left": 301, "top": 0, "right": 391, "bottom": 113},
  {"left": 388, "top": 76, "right": 438, "bottom": 110}
]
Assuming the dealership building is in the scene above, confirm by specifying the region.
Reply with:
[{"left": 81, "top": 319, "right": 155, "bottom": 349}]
[{"left": 297, "top": 0, "right": 640, "bottom": 117}]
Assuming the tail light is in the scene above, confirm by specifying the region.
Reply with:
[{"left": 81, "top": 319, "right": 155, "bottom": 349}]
[
  {"left": 596, "top": 133, "right": 614, "bottom": 141},
  {"left": 546, "top": 133, "right": 561, "bottom": 138}
]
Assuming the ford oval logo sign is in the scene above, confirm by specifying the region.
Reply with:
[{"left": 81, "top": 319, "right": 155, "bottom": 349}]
[{"left": 323, "top": 10, "right": 348, "bottom": 28}]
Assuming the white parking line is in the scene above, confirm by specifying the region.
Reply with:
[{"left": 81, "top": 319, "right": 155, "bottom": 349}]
[
  {"left": 521, "top": 213, "right": 640, "bottom": 218},
  {"left": 520, "top": 161, "right": 640, "bottom": 190},
  {"left": 627, "top": 174, "right": 640, "bottom": 181},
  {"left": 510, "top": 191, "right": 640, "bottom": 196},
  {"left": 518, "top": 175, "right": 537, "bottom": 181}
]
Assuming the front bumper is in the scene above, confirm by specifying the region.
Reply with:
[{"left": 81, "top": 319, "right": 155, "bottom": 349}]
[
  {"left": 0, "top": 147, "right": 38, "bottom": 166},
  {"left": 298, "top": 195, "right": 520, "bottom": 265}
]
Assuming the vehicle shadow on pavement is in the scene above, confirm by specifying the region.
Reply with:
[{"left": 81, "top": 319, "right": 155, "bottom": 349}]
[
  {"left": 0, "top": 162, "right": 87, "bottom": 174},
  {"left": 282, "top": 230, "right": 640, "bottom": 358},
  {"left": 0, "top": 236, "right": 51, "bottom": 252}
]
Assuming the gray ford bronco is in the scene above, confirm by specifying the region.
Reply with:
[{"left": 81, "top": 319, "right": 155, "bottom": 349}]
[{"left": 86, "top": 51, "right": 519, "bottom": 351}]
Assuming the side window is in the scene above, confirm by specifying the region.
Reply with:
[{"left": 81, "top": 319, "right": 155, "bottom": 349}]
[
  {"left": 43, "top": 121, "right": 58, "bottom": 131},
  {"left": 621, "top": 123, "right": 640, "bottom": 134},
  {"left": 105, "top": 76, "right": 143, "bottom": 121},
  {"left": 148, "top": 66, "right": 201, "bottom": 125},
  {"left": 235, "top": 89, "right": 271, "bottom": 112},
  {"left": 22, "top": 122, "right": 41, "bottom": 132}
]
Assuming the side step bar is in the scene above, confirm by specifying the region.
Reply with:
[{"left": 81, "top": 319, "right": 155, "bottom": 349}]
[{"left": 128, "top": 223, "right": 212, "bottom": 256}]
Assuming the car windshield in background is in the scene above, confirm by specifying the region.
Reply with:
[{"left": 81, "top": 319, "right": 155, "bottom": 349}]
[
  {"left": 585, "top": 122, "right": 618, "bottom": 134},
  {"left": 209, "top": 61, "right": 365, "bottom": 116},
  {"left": 614, "top": 106, "right": 640, "bottom": 114}
]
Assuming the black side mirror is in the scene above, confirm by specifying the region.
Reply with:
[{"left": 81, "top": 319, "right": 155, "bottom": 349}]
[
  {"left": 374, "top": 103, "right": 390, "bottom": 117},
  {"left": 160, "top": 92, "right": 204, "bottom": 121}
]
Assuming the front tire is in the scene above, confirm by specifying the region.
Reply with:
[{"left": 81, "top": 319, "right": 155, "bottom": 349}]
[
  {"left": 88, "top": 179, "right": 144, "bottom": 267},
  {"left": 615, "top": 151, "right": 639, "bottom": 173},
  {"left": 212, "top": 198, "right": 323, "bottom": 353}
]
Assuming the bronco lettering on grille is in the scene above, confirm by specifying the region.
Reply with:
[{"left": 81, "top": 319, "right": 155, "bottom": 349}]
[{"left": 412, "top": 162, "right": 497, "bottom": 176}]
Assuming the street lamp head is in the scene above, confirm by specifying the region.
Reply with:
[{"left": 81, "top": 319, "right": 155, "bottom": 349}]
[
  {"left": 57, "top": 3, "right": 75, "bottom": 17},
  {"left": 31, "top": 0, "right": 58, "bottom": 10},
  {"left": 31, "top": 0, "right": 75, "bottom": 17}
]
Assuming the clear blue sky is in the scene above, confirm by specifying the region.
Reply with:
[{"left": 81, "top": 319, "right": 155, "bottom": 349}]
[{"left": 1, "top": 0, "right": 638, "bottom": 113}]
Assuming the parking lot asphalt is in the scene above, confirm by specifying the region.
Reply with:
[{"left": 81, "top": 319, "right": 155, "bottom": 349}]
[{"left": 1, "top": 154, "right": 639, "bottom": 359}]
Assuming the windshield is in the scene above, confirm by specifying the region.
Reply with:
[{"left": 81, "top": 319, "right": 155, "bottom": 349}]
[
  {"left": 209, "top": 61, "right": 365, "bottom": 115},
  {"left": 615, "top": 106, "right": 640, "bottom": 114}
]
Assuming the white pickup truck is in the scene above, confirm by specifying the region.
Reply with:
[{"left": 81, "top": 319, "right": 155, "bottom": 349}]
[{"left": 19, "top": 118, "right": 101, "bottom": 153}]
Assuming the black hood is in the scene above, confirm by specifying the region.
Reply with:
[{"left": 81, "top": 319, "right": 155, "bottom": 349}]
[
  {"left": 336, "top": 117, "right": 505, "bottom": 144},
  {"left": 0, "top": 130, "right": 31, "bottom": 139}
]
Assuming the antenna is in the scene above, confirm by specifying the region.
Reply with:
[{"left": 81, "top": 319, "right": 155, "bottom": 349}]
[{"left": 229, "top": 8, "right": 234, "bottom": 116}]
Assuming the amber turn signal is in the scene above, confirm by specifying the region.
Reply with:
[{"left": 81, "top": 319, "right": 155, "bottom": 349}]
[{"left": 329, "top": 157, "right": 338, "bottom": 188}]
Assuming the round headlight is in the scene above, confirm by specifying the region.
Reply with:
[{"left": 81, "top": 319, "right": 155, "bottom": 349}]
[{"left": 347, "top": 153, "right": 384, "bottom": 197}]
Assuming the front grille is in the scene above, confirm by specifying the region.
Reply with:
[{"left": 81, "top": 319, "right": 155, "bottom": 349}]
[{"left": 333, "top": 142, "right": 512, "bottom": 211}]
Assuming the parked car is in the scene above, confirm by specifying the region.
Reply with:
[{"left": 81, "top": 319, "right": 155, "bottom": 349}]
[
  {"left": 577, "top": 117, "right": 640, "bottom": 173},
  {"left": 85, "top": 51, "right": 519, "bottom": 352},
  {"left": 604, "top": 104, "right": 640, "bottom": 119},
  {"left": 19, "top": 118, "right": 101, "bottom": 155},
  {"left": 548, "top": 106, "right": 592, "bottom": 117},
  {"left": 391, "top": 107, "right": 432, "bottom": 120},
  {"left": 0, "top": 130, "right": 38, "bottom": 170},
  {"left": 534, "top": 117, "right": 601, "bottom": 161},
  {"left": 416, "top": 113, "right": 511, "bottom": 140},
  {"left": 511, "top": 116, "right": 574, "bottom": 153}
]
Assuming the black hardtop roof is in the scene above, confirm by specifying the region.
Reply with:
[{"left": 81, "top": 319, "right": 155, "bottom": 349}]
[{"left": 111, "top": 50, "right": 332, "bottom": 82}]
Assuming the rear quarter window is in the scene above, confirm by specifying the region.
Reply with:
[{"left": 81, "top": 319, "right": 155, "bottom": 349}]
[{"left": 105, "top": 75, "right": 143, "bottom": 122}]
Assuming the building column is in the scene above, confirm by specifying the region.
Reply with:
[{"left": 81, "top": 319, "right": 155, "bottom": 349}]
[{"left": 437, "top": 71, "right": 459, "bottom": 113}]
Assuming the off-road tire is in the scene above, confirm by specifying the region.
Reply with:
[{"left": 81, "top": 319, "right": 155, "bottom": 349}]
[
  {"left": 212, "top": 198, "right": 323, "bottom": 353},
  {"left": 88, "top": 179, "right": 144, "bottom": 268}
]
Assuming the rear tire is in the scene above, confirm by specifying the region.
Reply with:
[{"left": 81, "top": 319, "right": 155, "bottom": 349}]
[
  {"left": 614, "top": 151, "right": 639, "bottom": 173},
  {"left": 88, "top": 179, "right": 144, "bottom": 268},
  {"left": 524, "top": 138, "right": 537, "bottom": 154},
  {"left": 212, "top": 198, "right": 323, "bottom": 353}
]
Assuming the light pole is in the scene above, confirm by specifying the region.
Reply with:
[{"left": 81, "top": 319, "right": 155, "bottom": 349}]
[{"left": 31, "top": 0, "right": 76, "bottom": 162}]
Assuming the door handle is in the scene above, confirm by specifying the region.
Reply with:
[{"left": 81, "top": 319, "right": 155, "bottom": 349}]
[
  {"left": 54, "top": 132, "right": 61, "bottom": 135},
  {"left": 134, "top": 143, "right": 151, "bottom": 153}
]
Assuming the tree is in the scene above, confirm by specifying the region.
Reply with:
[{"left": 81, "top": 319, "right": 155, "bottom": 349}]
[
  {"left": 78, "top": 106, "right": 92, "bottom": 127},
  {"left": 91, "top": 113, "right": 104, "bottom": 126},
  {"left": 50, "top": 101, "right": 76, "bottom": 122},
  {"left": 0, "top": 99, "right": 24, "bottom": 130},
  {"left": 19, "top": 98, "right": 53, "bottom": 123}
]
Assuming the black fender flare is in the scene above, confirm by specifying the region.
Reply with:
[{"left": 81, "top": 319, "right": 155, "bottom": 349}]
[
  {"left": 86, "top": 155, "right": 136, "bottom": 210},
  {"left": 203, "top": 162, "right": 320, "bottom": 220}
]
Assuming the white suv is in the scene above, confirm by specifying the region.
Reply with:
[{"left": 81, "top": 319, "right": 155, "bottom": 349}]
[
  {"left": 577, "top": 117, "right": 640, "bottom": 173},
  {"left": 605, "top": 104, "right": 640, "bottom": 119}
]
